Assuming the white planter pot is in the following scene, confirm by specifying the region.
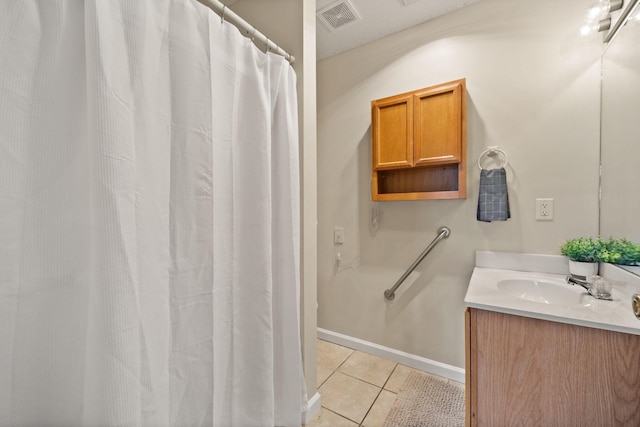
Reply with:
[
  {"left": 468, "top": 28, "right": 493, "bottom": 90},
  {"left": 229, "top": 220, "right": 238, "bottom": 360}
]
[{"left": 569, "top": 260, "right": 598, "bottom": 278}]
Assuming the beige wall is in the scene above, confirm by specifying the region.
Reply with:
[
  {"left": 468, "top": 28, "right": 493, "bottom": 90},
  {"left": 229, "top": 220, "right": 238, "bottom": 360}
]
[
  {"left": 231, "top": 0, "right": 319, "bottom": 395},
  {"left": 317, "top": 0, "right": 602, "bottom": 368}
]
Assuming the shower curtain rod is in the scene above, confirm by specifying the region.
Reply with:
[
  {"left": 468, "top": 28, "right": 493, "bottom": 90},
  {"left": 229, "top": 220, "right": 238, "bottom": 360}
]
[{"left": 197, "top": 0, "right": 295, "bottom": 64}]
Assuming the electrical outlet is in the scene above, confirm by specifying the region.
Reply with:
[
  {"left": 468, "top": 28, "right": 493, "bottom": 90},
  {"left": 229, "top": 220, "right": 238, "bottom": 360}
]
[
  {"left": 334, "top": 227, "right": 344, "bottom": 245},
  {"left": 536, "top": 198, "right": 554, "bottom": 221}
]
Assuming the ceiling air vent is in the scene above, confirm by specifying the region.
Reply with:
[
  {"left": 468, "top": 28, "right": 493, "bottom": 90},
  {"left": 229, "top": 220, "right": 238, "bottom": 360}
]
[{"left": 317, "top": 0, "right": 361, "bottom": 31}]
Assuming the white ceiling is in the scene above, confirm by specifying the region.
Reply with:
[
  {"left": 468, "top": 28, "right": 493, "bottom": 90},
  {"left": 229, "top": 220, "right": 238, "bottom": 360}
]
[{"left": 316, "top": 0, "right": 481, "bottom": 60}]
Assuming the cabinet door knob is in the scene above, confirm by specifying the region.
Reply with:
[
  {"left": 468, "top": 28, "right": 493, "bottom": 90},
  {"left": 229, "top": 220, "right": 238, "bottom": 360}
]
[{"left": 632, "top": 294, "right": 640, "bottom": 320}]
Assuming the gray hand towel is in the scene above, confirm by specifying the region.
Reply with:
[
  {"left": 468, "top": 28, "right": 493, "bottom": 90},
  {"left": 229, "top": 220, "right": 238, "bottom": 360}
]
[{"left": 477, "top": 167, "right": 510, "bottom": 222}]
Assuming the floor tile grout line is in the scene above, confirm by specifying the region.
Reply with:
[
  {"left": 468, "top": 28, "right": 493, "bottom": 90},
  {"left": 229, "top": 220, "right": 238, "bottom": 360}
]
[
  {"left": 336, "top": 349, "right": 355, "bottom": 370},
  {"left": 357, "top": 384, "right": 386, "bottom": 427},
  {"left": 320, "top": 369, "right": 385, "bottom": 400},
  {"left": 315, "top": 339, "right": 458, "bottom": 426},
  {"left": 337, "top": 368, "right": 396, "bottom": 389},
  {"left": 319, "top": 347, "right": 354, "bottom": 373},
  {"left": 323, "top": 366, "right": 406, "bottom": 391},
  {"left": 317, "top": 341, "right": 354, "bottom": 388},
  {"left": 359, "top": 362, "right": 400, "bottom": 426},
  {"left": 317, "top": 368, "right": 334, "bottom": 389},
  {"left": 381, "top": 363, "right": 399, "bottom": 390},
  {"left": 337, "top": 349, "right": 399, "bottom": 388},
  {"left": 320, "top": 406, "right": 361, "bottom": 426},
  {"left": 318, "top": 363, "right": 392, "bottom": 426}
]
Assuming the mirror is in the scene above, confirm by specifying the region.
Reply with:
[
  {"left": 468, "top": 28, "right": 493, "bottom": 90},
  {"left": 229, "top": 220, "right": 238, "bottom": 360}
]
[{"left": 599, "top": 0, "right": 640, "bottom": 273}]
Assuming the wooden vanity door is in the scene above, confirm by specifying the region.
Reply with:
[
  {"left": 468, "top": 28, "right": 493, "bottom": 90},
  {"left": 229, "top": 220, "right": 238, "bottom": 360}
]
[{"left": 467, "top": 308, "right": 640, "bottom": 426}]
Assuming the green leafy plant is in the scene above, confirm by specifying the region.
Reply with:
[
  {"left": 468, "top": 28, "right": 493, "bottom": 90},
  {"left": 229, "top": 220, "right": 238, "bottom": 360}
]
[
  {"left": 561, "top": 236, "right": 640, "bottom": 266},
  {"left": 560, "top": 237, "right": 604, "bottom": 262},
  {"left": 601, "top": 238, "right": 640, "bottom": 266}
]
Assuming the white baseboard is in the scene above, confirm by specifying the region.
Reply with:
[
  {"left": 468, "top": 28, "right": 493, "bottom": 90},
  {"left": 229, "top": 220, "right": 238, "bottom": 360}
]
[
  {"left": 301, "top": 392, "right": 321, "bottom": 425},
  {"left": 317, "top": 328, "right": 465, "bottom": 384}
]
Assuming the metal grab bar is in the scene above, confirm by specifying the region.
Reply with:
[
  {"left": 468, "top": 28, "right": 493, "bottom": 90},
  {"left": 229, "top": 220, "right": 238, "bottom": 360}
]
[{"left": 384, "top": 226, "right": 451, "bottom": 301}]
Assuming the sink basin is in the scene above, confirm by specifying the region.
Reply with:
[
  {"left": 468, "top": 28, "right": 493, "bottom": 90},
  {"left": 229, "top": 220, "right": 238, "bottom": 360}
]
[{"left": 497, "top": 278, "right": 589, "bottom": 306}]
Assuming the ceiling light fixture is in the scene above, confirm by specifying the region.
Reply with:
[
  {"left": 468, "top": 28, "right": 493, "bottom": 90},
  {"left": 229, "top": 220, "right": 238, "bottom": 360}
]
[
  {"left": 584, "top": 0, "right": 623, "bottom": 23},
  {"left": 579, "top": 17, "right": 612, "bottom": 35},
  {"left": 579, "top": 0, "right": 624, "bottom": 36},
  {"left": 605, "top": 0, "right": 640, "bottom": 42}
]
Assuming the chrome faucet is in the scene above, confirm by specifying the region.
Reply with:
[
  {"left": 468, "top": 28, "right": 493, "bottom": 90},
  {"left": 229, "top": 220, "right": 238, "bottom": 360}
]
[
  {"left": 566, "top": 276, "right": 591, "bottom": 292},
  {"left": 566, "top": 276, "right": 613, "bottom": 300}
]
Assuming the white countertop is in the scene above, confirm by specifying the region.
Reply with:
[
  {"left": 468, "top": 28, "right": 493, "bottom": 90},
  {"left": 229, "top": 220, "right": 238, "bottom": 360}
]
[{"left": 465, "top": 252, "right": 640, "bottom": 336}]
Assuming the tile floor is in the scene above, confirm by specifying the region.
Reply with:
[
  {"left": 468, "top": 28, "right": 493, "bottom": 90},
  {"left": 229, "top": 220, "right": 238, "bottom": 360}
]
[{"left": 306, "top": 339, "right": 463, "bottom": 427}]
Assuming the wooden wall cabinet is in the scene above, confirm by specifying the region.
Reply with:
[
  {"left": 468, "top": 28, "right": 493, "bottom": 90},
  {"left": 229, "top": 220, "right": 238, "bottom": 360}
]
[
  {"left": 465, "top": 308, "right": 640, "bottom": 427},
  {"left": 371, "top": 79, "right": 466, "bottom": 201}
]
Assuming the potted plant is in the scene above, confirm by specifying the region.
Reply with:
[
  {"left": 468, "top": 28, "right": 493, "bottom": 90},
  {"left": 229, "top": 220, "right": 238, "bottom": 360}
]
[
  {"left": 560, "top": 237, "right": 604, "bottom": 277},
  {"left": 601, "top": 238, "right": 640, "bottom": 267}
]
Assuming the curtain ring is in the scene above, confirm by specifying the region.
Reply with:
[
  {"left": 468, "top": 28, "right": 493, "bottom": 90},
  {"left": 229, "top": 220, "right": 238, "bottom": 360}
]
[
  {"left": 220, "top": 5, "right": 226, "bottom": 25},
  {"left": 250, "top": 27, "right": 257, "bottom": 42},
  {"left": 265, "top": 37, "right": 271, "bottom": 52}
]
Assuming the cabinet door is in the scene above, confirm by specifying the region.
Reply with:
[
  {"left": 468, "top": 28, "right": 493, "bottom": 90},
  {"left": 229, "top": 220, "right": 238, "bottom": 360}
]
[
  {"left": 372, "top": 93, "right": 413, "bottom": 170},
  {"left": 470, "top": 309, "right": 640, "bottom": 426},
  {"left": 413, "top": 81, "right": 463, "bottom": 166}
]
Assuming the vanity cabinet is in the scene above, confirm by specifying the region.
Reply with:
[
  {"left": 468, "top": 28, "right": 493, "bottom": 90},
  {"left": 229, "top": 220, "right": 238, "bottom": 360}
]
[
  {"left": 465, "top": 308, "right": 640, "bottom": 426},
  {"left": 371, "top": 79, "right": 466, "bottom": 201}
]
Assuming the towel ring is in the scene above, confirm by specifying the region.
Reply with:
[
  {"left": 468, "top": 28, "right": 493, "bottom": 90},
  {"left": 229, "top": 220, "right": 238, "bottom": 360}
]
[{"left": 478, "top": 146, "right": 508, "bottom": 170}]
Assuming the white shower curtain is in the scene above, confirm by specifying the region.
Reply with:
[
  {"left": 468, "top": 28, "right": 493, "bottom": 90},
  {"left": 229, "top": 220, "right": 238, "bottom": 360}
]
[{"left": 0, "top": 1, "right": 305, "bottom": 426}]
